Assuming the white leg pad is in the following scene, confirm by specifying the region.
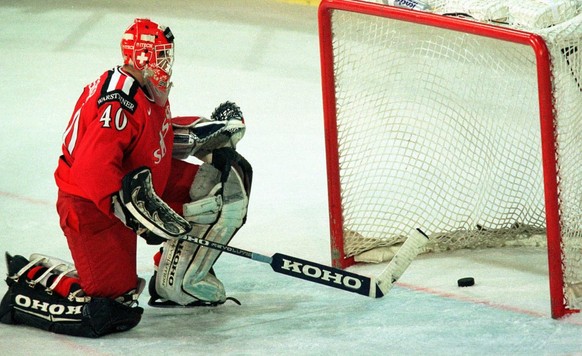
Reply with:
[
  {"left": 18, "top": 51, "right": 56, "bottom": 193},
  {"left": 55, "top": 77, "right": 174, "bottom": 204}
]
[
  {"left": 154, "top": 239, "right": 226, "bottom": 304},
  {"left": 154, "top": 151, "right": 250, "bottom": 304}
]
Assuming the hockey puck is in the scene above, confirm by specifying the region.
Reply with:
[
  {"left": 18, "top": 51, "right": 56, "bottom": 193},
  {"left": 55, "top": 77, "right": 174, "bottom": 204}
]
[{"left": 457, "top": 277, "right": 475, "bottom": 287}]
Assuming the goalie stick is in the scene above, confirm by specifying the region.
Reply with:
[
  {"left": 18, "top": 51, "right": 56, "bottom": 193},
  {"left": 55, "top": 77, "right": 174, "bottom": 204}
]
[
  {"left": 115, "top": 166, "right": 428, "bottom": 296},
  {"left": 180, "top": 228, "right": 428, "bottom": 298}
]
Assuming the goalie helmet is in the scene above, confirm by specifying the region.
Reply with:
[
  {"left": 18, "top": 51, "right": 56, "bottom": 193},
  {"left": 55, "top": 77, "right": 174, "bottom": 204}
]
[{"left": 121, "top": 18, "right": 175, "bottom": 106}]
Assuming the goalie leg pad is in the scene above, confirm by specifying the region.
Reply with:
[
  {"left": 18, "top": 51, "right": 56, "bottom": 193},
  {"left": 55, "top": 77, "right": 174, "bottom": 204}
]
[
  {"left": 0, "top": 253, "right": 143, "bottom": 338},
  {"left": 151, "top": 239, "right": 226, "bottom": 305},
  {"left": 182, "top": 148, "right": 252, "bottom": 290},
  {"left": 151, "top": 148, "right": 252, "bottom": 305}
]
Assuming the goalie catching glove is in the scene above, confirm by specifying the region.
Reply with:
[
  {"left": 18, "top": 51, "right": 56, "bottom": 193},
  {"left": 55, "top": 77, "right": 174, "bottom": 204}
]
[{"left": 172, "top": 101, "right": 246, "bottom": 160}]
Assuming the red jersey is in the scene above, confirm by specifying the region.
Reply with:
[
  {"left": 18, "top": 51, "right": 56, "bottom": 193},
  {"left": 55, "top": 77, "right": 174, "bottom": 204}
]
[{"left": 55, "top": 66, "right": 174, "bottom": 216}]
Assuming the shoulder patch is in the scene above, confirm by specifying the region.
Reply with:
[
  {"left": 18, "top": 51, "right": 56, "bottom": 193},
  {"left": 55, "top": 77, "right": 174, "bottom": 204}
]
[{"left": 97, "top": 68, "right": 139, "bottom": 113}]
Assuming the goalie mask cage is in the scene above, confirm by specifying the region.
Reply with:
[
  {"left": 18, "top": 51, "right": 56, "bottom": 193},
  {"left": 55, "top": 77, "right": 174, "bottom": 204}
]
[{"left": 318, "top": 0, "right": 582, "bottom": 319}]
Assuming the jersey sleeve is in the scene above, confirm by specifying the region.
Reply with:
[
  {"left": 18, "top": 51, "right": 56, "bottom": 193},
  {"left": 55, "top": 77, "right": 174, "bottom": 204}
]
[
  {"left": 63, "top": 69, "right": 145, "bottom": 216},
  {"left": 69, "top": 101, "right": 142, "bottom": 216}
]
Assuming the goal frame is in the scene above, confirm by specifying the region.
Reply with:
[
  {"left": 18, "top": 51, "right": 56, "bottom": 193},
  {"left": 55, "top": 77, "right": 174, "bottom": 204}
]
[{"left": 318, "top": 0, "right": 572, "bottom": 318}]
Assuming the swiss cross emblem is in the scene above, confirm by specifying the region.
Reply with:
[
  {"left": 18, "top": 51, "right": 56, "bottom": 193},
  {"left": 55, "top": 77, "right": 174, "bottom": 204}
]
[{"left": 136, "top": 50, "right": 150, "bottom": 66}]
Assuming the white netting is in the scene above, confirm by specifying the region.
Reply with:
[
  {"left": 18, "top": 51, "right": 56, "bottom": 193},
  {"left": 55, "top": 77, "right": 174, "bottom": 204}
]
[
  {"left": 374, "top": 0, "right": 582, "bottom": 30},
  {"left": 326, "top": 1, "right": 582, "bottom": 307}
]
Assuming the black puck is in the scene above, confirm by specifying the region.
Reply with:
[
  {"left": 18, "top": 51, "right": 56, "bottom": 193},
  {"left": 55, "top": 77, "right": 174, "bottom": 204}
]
[{"left": 457, "top": 277, "right": 475, "bottom": 287}]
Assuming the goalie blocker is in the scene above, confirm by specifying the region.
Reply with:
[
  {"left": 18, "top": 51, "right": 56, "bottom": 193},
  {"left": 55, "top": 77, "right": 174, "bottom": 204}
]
[{"left": 113, "top": 165, "right": 192, "bottom": 241}]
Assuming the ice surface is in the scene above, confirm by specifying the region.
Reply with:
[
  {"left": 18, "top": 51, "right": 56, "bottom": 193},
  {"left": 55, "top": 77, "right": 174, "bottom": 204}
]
[{"left": 1, "top": 1, "right": 582, "bottom": 355}]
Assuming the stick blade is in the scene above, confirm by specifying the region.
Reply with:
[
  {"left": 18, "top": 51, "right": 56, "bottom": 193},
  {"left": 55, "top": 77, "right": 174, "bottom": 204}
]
[{"left": 270, "top": 253, "right": 379, "bottom": 297}]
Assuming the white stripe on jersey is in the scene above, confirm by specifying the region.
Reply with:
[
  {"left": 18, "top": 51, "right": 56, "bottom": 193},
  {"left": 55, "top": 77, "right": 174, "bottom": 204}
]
[
  {"left": 107, "top": 68, "right": 135, "bottom": 95},
  {"left": 107, "top": 69, "right": 121, "bottom": 93},
  {"left": 122, "top": 74, "right": 134, "bottom": 94}
]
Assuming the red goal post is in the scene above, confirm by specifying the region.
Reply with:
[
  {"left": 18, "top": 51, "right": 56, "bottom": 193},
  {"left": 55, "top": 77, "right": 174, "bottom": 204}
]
[{"left": 318, "top": 0, "right": 582, "bottom": 318}]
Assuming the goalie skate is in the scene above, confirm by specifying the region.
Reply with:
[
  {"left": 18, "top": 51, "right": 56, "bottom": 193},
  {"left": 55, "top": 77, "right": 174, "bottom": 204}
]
[{"left": 147, "top": 268, "right": 240, "bottom": 307}]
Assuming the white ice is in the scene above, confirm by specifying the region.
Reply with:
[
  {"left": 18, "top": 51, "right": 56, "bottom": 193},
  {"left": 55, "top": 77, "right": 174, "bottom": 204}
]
[{"left": 1, "top": 1, "right": 582, "bottom": 355}]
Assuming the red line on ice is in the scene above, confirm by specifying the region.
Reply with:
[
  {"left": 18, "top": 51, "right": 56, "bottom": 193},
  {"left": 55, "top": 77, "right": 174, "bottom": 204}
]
[{"left": 0, "top": 190, "right": 52, "bottom": 206}]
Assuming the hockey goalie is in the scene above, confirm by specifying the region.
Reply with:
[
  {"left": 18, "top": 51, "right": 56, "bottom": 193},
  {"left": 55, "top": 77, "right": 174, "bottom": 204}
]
[{"left": 0, "top": 18, "right": 252, "bottom": 338}]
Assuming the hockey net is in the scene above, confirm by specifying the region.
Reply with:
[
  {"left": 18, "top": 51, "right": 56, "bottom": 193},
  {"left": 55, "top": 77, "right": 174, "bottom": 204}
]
[{"left": 318, "top": 0, "right": 582, "bottom": 318}]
